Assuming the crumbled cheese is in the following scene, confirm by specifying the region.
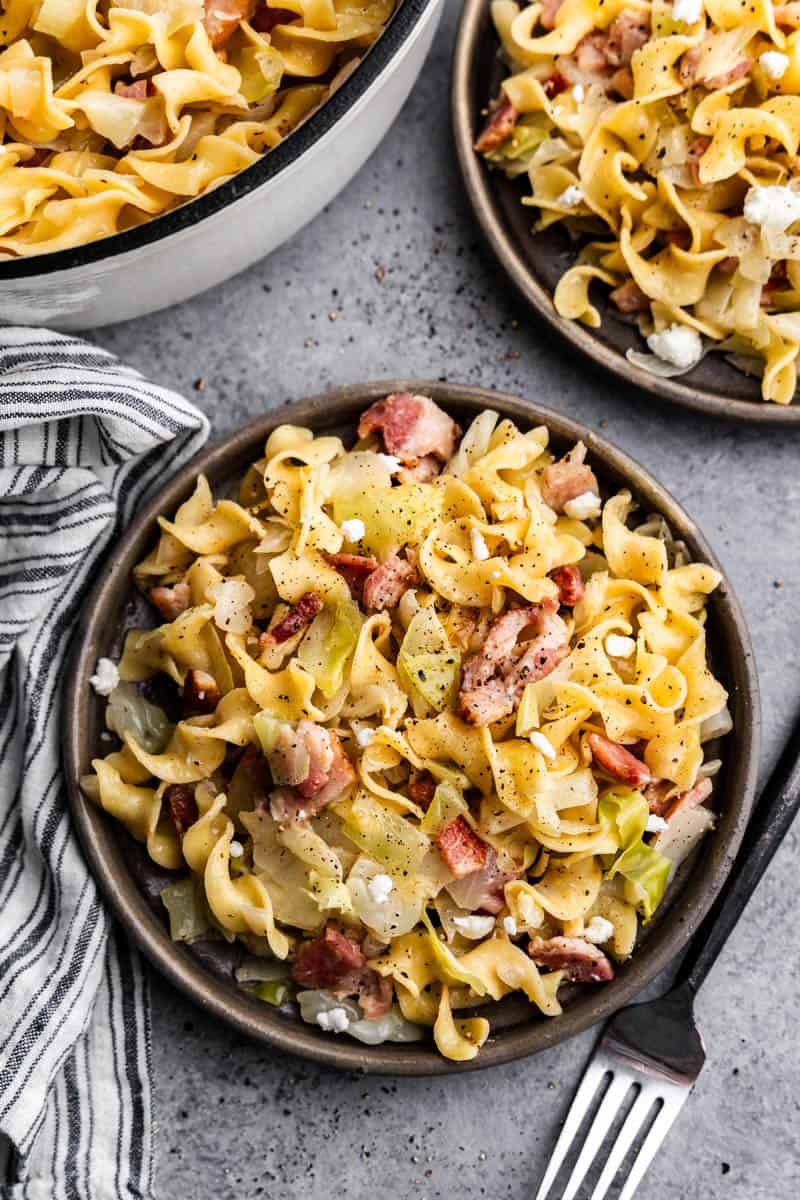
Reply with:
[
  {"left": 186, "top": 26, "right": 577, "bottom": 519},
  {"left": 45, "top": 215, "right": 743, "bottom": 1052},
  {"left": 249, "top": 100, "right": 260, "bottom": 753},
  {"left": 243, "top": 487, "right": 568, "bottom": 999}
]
[
  {"left": 557, "top": 185, "right": 583, "bottom": 208},
  {"left": 743, "top": 184, "right": 800, "bottom": 232},
  {"left": 563, "top": 490, "right": 602, "bottom": 521},
  {"left": 572, "top": 84, "right": 585, "bottom": 103},
  {"left": 759, "top": 50, "right": 789, "bottom": 80},
  {"left": 317, "top": 1007, "right": 350, "bottom": 1033},
  {"left": 646, "top": 814, "right": 669, "bottom": 834},
  {"left": 378, "top": 453, "right": 402, "bottom": 473},
  {"left": 529, "top": 731, "right": 556, "bottom": 760},
  {"left": 367, "top": 873, "right": 394, "bottom": 903},
  {"left": 340, "top": 517, "right": 365, "bottom": 542},
  {"left": 355, "top": 727, "right": 375, "bottom": 748},
  {"left": 584, "top": 916, "right": 615, "bottom": 945},
  {"left": 453, "top": 914, "right": 496, "bottom": 939},
  {"left": 503, "top": 916, "right": 518, "bottom": 937},
  {"left": 672, "top": 0, "right": 703, "bottom": 23},
  {"left": 605, "top": 634, "right": 637, "bottom": 659},
  {"left": 470, "top": 527, "right": 491, "bottom": 561},
  {"left": 646, "top": 324, "right": 703, "bottom": 370},
  {"left": 89, "top": 657, "right": 119, "bottom": 697}
]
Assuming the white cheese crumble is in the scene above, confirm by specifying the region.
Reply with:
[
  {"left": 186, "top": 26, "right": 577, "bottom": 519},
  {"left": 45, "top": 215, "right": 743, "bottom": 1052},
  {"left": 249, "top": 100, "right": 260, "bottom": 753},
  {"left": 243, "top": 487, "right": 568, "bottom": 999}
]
[
  {"left": 503, "top": 916, "right": 518, "bottom": 937},
  {"left": 367, "top": 873, "right": 394, "bottom": 903},
  {"left": 378, "top": 453, "right": 402, "bottom": 473},
  {"left": 743, "top": 184, "right": 800, "bottom": 231},
  {"left": 453, "top": 914, "right": 496, "bottom": 939},
  {"left": 317, "top": 1007, "right": 350, "bottom": 1033},
  {"left": 340, "top": 517, "right": 365, "bottom": 542},
  {"left": 759, "top": 50, "right": 789, "bottom": 80},
  {"left": 89, "top": 657, "right": 119, "bottom": 697},
  {"left": 557, "top": 184, "right": 583, "bottom": 208},
  {"left": 563, "top": 490, "right": 602, "bottom": 520},
  {"left": 646, "top": 814, "right": 669, "bottom": 834},
  {"left": 605, "top": 634, "right": 637, "bottom": 659},
  {"left": 355, "top": 727, "right": 375, "bottom": 748},
  {"left": 646, "top": 324, "right": 703, "bottom": 370},
  {"left": 470, "top": 527, "right": 491, "bottom": 561},
  {"left": 529, "top": 730, "right": 556, "bottom": 760},
  {"left": 572, "top": 84, "right": 585, "bottom": 103},
  {"left": 584, "top": 916, "right": 615, "bottom": 945},
  {"left": 229, "top": 840, "right": 243, "bottom": 858},
  {"left": 672, "top": 0, "right": 703, "bottom": 23}
]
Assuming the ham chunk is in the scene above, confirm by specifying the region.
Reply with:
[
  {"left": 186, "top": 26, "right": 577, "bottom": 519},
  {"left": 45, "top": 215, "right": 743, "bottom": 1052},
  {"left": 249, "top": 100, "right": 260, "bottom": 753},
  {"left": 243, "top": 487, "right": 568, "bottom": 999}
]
[
  {"left": 114, "top": 79, "right": 155, "bottom": 99},
  {"left": 262, "top": 591, "right": 322, "bottom": 645},
  {"left": 458, "top": 600, "right": 569, "bottom": 726},
  {"left": 362, "top": 554, "right": 418, "bottom": 612},
  {"left": 605, "top": 10, "right": 650, "bottom": 67},
  {"left": 550, "top": 565, "right": 585, "bottom": 607},
  {"left": 250, "top": 4, "right": 296, "bottom": 32},
  {"left": 292, "top": 926, "right": 393, "bottom": 1019},
  {"left": 268, "top": 723, "right": 355, "bottom": 823},
  {"left": 474, "top": 97, "right": 519, "bottom": 152},
  {"left": 149, "top": 580, "right": 191, "bottom": 621},
  {"left": 541, "top": 442, "right": 599, "bottom": 514},
  {"left": 610, "top": 279, "right": 650, "bottom": 314},
  {"left": 164, "top": 783, "right": 198, "bottom": 835},
  {"left": 358, "top": 393, "right": 460, "bottom": 464},
  {"left": 588, "top": 732, "right": 652, "bottom": 788},
  {"left": 529, "top": 935, "right": 614, "bottom": 983},
  {"left": 203, "top": 0, "right": 251, "bottom": 48},
  {"left": 576, "top": 34, "right": 610, "bottom": 73},
  {"left": 182, "top": 668, "right": 219, "bottom": 716},
  {"left": 436, "top": 816, "right": 487, "bottom": 877}
]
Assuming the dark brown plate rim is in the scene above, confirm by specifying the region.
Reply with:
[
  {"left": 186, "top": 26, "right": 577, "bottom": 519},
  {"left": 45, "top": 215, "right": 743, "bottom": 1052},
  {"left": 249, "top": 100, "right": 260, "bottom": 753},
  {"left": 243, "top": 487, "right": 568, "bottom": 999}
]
[
  {"left": 451, "top": 0, "right": 800, "bottom": 424},
  {"left": 63, "top": 380, "right": 760, "bottom": 1075}
]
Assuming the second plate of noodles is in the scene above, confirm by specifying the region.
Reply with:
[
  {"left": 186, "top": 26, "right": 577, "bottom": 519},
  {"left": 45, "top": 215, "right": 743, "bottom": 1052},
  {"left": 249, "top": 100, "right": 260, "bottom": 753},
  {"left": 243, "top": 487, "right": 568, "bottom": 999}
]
[{"left": 67, "top": 382, "right": 758, "bottom": 1071}]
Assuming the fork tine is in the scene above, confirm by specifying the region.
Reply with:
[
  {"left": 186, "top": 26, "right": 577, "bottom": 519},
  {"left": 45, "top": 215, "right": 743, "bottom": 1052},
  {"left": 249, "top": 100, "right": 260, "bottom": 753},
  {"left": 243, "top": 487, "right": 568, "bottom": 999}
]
[
  {"left": 559, "top": 1073, "right": 634, "bottom": 1200},
  {"left": 587, "top": 1087, "right": 658, "bottom": 1200},
  {"left": 533, "top": 1059, "right": 610, "bottom": 1200},
  {"left": 616, "top": 1090, "right": 685, "bottom": 1200}
]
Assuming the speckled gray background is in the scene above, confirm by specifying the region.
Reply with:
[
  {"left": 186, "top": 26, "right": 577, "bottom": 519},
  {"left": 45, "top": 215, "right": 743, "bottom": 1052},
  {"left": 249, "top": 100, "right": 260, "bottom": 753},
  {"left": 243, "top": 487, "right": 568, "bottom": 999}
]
[{"left": 90, "top": 2, "right": 800, "bottom": 1196}]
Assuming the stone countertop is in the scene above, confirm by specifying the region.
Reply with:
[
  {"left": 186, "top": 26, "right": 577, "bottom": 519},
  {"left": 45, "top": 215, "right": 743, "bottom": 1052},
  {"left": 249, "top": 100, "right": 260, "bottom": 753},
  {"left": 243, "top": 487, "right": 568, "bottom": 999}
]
[{"left": 92, "top": 3, "right": 800, "bottom": 1196}]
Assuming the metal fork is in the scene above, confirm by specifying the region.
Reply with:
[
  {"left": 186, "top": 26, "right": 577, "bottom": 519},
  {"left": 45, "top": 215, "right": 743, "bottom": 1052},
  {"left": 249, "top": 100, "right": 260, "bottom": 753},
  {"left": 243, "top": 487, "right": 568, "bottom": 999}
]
[{"left": 535, "top": 717, "right": 800, "bottom": 1200}]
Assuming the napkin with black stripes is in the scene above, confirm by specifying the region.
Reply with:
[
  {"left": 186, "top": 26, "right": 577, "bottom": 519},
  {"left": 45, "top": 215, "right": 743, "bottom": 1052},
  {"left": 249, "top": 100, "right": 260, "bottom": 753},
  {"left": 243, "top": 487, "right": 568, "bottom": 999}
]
[{"left": 0, "top": 328, "right": 209, "bottom": 1200}]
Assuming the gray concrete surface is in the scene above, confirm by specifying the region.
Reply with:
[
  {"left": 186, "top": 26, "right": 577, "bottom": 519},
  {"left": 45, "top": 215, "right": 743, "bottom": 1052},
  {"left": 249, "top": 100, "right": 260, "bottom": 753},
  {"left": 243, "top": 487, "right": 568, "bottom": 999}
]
[{"left": 90, "top": 2, "right": 800, "bottom": 1195}]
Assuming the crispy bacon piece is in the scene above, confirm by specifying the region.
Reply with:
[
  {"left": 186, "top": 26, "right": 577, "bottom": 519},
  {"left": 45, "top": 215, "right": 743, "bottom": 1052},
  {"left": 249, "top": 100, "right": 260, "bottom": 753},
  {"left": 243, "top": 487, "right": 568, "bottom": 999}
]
[
  {"left": 540, "top": 0, "right": 566, "bottom": 29},
  {"left": 357, "top": 970, "right": 394, "bottom": 1019},
  {"left": 165, "top": 783, "right": 198, "bottom": 835},
  {"left": 447, "top": 846, "right": 519, "bottom": 914},
  {"left": 262, "top": 591, "right": 322, "bottom": 645},
  {"left": 605, "top": 10, "right": 650, "bottom": 67},
  {"left": 665, "top": 776, "right": 713, "bottom": 822},
  {"left": 149, "top": 580, "right": 191, "bottom": 621},
  {"left": 474, "top": 97, "right": 519, "bottom": 152},
  {"left": 250, "top": 4, "right": 296, "bottom": 33},
  {"left": 397, "top": 454, "right": 442, "bottom": 483},
  {"left": 610, "top": 279, "right": 650, "bottom": 314},
  {"left": 269, "top": 726, "right": 355, "bottom": 823},
  {"left": 291, "top": 926, "right": 392, "bottom": 1018},
  {"left": 541, "top": 442, "right": 599, "bottom": 514},
  {"left": 203, "top": 0, "right": 252, "bottom": 48},
  {"left": 644, "top": 778, "right": 674, "bottom": 818},
  {"left": 183, "top": 668, "right": 220, "bottom": 716},
  {"left": 114, "top": 79, "right": 156, "bottom": 99},
  {"left": 458, "top": 600, "right": 569, "bottom": 726},
  {"left": 326, "top": 551, "right": 379, "bottom": 602},
  {"left": 543, "top": 71, "right": 569, "bottom": 98},
  {"left": 588, "top": 732, "right": 652, "bottom": 788},
  {"left": 436, "top": 816, "right": 488, "bottom": 878},
  {"left": 358, "top": 393, "right": 460, "bottom": 464},
  {"left": 529, "top": 935, "right": 614, "bottom": 983},
  {"left": 408, "top": 771, "right": 436, "bottom": 810},
  {"left": 550, "top": 565, "right": 585, "bottom": 607},
  {"left": 362, "top": 554, "right": 418, "bottom": 612},
  {"left": 576, "top": 34, "right": 609, "bottom": 73},
  {"left": 761, "top": 260, "right": 790, "bottom": 305}
]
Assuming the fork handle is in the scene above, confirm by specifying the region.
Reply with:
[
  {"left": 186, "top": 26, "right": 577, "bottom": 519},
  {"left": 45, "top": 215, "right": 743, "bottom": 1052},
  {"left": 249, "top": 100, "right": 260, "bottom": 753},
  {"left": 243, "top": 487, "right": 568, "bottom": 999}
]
[{"left": 675, "top": 714, "right": 800, "bottom": 996}]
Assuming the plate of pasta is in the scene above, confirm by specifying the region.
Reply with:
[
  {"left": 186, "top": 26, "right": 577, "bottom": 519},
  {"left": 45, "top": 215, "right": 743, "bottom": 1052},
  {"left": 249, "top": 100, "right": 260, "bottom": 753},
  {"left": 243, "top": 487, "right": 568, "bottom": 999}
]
[
  {"left": 65, "top": 382, "right": 758, "bottom": 1072},
  {"left": 453, "top": 0, "right": 800, "bottom": 420}
]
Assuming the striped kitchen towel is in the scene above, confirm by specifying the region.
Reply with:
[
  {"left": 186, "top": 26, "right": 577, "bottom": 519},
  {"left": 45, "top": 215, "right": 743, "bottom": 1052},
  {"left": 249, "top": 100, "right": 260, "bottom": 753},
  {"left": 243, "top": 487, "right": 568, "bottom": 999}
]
[{"left": 0, "top": 328, "right": 210, "bottom": 1200}]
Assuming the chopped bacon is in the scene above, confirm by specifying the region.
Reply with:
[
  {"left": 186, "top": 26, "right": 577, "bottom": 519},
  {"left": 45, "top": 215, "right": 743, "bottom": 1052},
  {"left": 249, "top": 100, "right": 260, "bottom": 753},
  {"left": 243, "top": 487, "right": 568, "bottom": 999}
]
[
  {"left": 269, "top": 726, "right": 355, "bottom": 823},
  {"left": 326, "top": 552, "right": 379, "bottom": 602},
  {"left": 458, "top": 599, "right": 570, "bottom": 726},
  {"left": 250, "top": 3, "right": 296, "bottom": 33},
  {"left": 114, "top": 79, "right": 156, "bottom": 99},
  {"left": 474, "top": 97, "right": 519, "bottom": 152},
  {"left": 644, "top": 778, "right": 674, "bottom": 818},
  {"left": 397, "top": 454, "right": 442, "bottom": 484},
  {"left": 661, "top": 228, "right": 692, "bottom": 250},
  {"left": 436, "top": 816, "right": 487, "bottom": 877},
  {"left": 610, "top": 279, "right": 650, "bottom": 314},
  {"left": 358, "top": 393, "right": 460, "bottom": 465},
  {"left": 588, "top": 732, "right": 652, "bottom": 788},
  {"left": 541, "top": 442, "right": 599, "bottom": 514},
  {"left": 203, "top": 0, "right": 252, "bottom": 48},
  {"left": 664, "top": 776, "right": 713, "bottom": 822},
  {"left": 608, "top": 67, "right": 634, "bottom": 99},
  {"left": 291, "top": 926, "right": 392, "bottom": 1019},
  {"left": 550, "top": 565, "right": 585, "bottom": 607},
  {"left": 543, "top": 71, "right": 570, "bottom": 98},
  {"left": 262, "top": 591, "right": 322, "bottom": 645},
  {"left": 149, "top": 580, "right": 191, "bottom": 621},
  {"left": 362, "top": 554, "right": 418, "bottom": 612},
  {"left": 761, "top": 260, "right": 789, "bottom": 304},
  {"left": 165, "top": 783, "right": 198, "bottom": 835},
  {"left": 447, "top": 846, "right": 519, "bottom": 914},
  {"left": 576, "top": 34, "right": 609, "bottom": 73},
  {"left": 408, "top": 771, "right": 436, "bottom": 810},
  {"left": 182, "top": 668, "right": 219, "bottom": 716},
  {"left": 605, "top": 10, "right": 650, "bottom": 68},
  {"left": 529, "top": 935, "right": 614, "bottom": 983},
  {"left": 540, "top": 0, "right": 566, "bottom": 29}
]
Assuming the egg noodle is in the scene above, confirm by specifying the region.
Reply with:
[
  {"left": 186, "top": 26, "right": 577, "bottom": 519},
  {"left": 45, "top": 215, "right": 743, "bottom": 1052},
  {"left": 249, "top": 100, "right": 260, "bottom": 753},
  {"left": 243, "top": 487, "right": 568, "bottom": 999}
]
[
  {"left": 477, "top": 0, "right": 800, "bottom": 404},
  {"left": 82, "top": 394, "right": 728, "bottom": 1061},
  {"left": 0, "top": 0, "right": 395, "bottom": 256}
]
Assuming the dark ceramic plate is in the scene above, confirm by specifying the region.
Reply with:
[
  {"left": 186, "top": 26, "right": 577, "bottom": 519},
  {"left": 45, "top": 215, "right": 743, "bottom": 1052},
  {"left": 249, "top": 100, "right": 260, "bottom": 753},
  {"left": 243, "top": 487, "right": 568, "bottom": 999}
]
[
  {"left": 452, "top": 0, "right": 800, "bottom": 423},
  {"left": 64, "top": 381, "right": 760, "bottom": 1075}
]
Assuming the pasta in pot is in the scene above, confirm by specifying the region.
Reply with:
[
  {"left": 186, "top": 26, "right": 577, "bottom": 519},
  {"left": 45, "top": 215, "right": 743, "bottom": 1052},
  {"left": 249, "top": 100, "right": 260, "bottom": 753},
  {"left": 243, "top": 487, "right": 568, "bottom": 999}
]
[
  {"left": 476, "top": 0, "right": 800, "bottom": 404},
  {"left": 82, "top": 392, "right": 729, "bottom": 1061},
  {"left": 0, "top": 0, "right": 396, "bottom": 256}
]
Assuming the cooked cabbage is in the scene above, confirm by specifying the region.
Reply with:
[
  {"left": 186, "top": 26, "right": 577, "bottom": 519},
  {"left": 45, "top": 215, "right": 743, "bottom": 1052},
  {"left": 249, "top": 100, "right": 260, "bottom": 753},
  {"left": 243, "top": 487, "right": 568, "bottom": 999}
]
[{"left": 106, "top": 682, "right": 172, "bottom": 754}]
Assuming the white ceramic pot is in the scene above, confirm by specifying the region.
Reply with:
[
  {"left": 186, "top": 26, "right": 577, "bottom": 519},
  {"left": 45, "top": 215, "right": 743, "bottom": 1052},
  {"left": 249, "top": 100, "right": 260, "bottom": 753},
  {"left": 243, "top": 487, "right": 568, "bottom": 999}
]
[{"left": 0, "top": 0, "right": 444, "bottom": 329}]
